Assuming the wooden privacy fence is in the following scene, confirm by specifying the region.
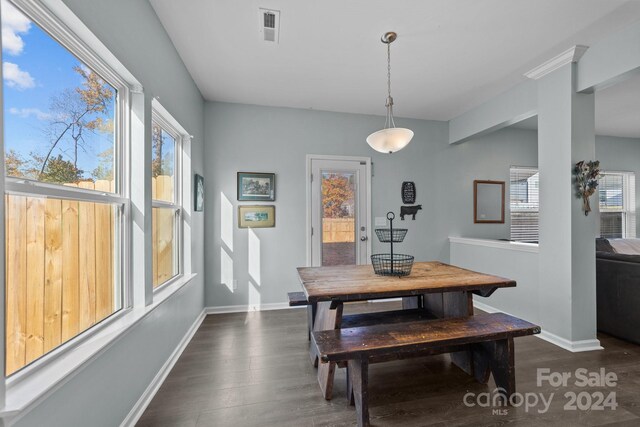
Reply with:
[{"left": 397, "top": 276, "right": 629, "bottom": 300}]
[
  {"left": 151, "top": 175, "right": 176, "bottom": 288},
  {"left": 322, "top": 218, "right": 355, "bottom": 243},
  {"left": 5, "top": 180, "right": 115, "bottom": 375},
  {"left": 5, "top": 176, "right": 175, "bottom": 375}
]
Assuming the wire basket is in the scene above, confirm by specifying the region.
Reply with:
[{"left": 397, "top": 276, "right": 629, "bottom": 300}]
[
  {"left": 371, "top": 254, "right": 415, "bottom": 276},
  {"left": 375, "top": 228, "right": 408, "bottom": 243}
]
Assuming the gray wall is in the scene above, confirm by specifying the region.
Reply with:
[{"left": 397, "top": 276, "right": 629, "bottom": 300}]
[
  {"left": 596, "top": 135, "right": 640, "bottom": 235},
  {"left": 16, "top": 1, "right": 205, "bottom": 426},
  {"left": 204, "top": 102, "right": 539, "bottom": 307},
  {"left": 203, "top": 102, "right": 640, "bottom": 310}
]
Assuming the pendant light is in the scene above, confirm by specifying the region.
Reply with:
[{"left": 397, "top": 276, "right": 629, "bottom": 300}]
[{"left": 366, "top": 32, "right": 414, "bottom": 154}]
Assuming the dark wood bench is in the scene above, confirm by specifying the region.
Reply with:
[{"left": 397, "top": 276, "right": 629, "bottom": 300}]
[
  {"left": 341, "top": 307, "right": 436, "bottom": 328},
  {"left": 312, "top": 312, "right": 540, "bottom": 427},
  {"left": 287, "top": 291, "right": 308, "bottom": 306}
]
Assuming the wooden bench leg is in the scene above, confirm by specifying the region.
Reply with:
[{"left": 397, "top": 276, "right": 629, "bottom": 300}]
[
  {"left": 311, "top": 301, "right": 344, "bottom": 400},
  {"left": 348, "top": 359, "right": 370, "bottom": 427},
  {"left": 475, "top": 338, "right": 516, "bottom": 397},
  {"left": 489, "top": 338, "right": 516, "bottom": 397},
  {"left": 346, "top": 364, "right": 354, "bottom": 405}
]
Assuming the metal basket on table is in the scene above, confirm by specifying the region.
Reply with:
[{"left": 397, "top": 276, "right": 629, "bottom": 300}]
[
  {"left": 371, "top": 211, "right": 414, "bottom": 277},
  {"left": 374, "top": 228, "right": 407, "bottom": 243},
  {"left": 371, "top": 253, "right": 414, "bottom": 276}
]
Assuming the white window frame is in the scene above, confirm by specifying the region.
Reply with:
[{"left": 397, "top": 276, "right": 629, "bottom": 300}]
[
  {"left": 2, "top": 0, "right": 134, "bottom": 379},
  {"left": 0, "top": 1, "right": 198, "bottom": 418},
  {"left": 599, "top": 171, "right": 636, "bottom": 239},
  {"left": 151, "top": 101, "right": 186, "bottom": 291}
]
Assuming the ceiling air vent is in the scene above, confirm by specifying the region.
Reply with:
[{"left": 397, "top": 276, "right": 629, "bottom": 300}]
[{"left": 259, "top": 8, "right": 280, "bottom": 43}]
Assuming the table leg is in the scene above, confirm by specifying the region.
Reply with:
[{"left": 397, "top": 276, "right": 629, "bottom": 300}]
[
  {"left": 444, "top": 291, "right": 475, "bottom": 375},
  {"left": 307, "top": 302, "right": 317, "bottom": 341},
  {"left": 424, "top": 291, "right": 489, "bottom": 380},
  {"left": 309, "top": 300, "right": 343, "bottom": 400}
]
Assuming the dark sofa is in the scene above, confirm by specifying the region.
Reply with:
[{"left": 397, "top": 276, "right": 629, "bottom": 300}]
[{"left": 596, "top": 238, "right": 640, "bottom": 345}]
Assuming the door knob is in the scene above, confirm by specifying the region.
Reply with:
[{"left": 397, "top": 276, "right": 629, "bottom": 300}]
[{"left": 360, "top": 236, "right": 368, "bottom": 241}]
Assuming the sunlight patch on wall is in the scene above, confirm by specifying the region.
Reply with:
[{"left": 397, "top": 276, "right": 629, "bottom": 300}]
[
  {"left": 221, "top": 248, "right": 234, "bottom": 293},
  {"left": 221, "top": 191, "right": 233, "bottom": 251},
  {"left": 249, "top": 280, "right": 261, "bottom": 311},
  {"left": 248, "top": 228, "right": 261, "bottom": 286}
]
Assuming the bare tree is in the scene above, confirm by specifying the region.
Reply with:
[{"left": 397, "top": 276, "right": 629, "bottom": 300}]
[{"left": 38, "top": 66, "right": 114, "bottom": 180}]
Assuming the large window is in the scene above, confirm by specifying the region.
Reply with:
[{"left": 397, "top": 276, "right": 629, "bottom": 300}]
[
  {"left": 509, "top": 167, "right": 539, "bottom": 243},
  {"left": 151, "top": 109, "right": 182, "bottom": 288},
  {"left": 599, "top": 172, "right": 636, "bottom": 238},
  {"left": 2, "top": 0, "right": 127, "bottom": 375}
]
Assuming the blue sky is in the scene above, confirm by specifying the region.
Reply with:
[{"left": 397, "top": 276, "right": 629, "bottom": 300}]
[{"left": 2, "top": 0, "right": 115, "bottom": 179}]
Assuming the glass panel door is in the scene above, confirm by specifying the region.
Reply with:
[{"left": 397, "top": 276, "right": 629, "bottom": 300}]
[
  {"left": 310, "top": 158, "right": 369, "bottom": 267},
  {"left": 321, "top": 171, "right": 356, "bottom": 266}
]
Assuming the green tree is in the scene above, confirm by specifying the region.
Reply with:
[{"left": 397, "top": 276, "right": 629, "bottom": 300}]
[{"left": 40, "top": 155, "right": 84, "bottom": 184}]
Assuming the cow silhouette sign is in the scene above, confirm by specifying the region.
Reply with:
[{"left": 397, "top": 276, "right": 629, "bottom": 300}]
[{"left": 400, "top": 205, "right": 422, "bottom": 220}]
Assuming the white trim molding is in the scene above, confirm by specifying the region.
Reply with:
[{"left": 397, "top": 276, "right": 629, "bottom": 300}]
[
  {"left": 120, "top": 309, "right": 206, "bottom": 427},
  {"left": 449, "top": 236, "right": 539, "bottom": 253},
  {"left": 473, "top": 300, "right": 602, "bottom": 353},
  {"left": 524, "top": 45, "right": 589, "bottom": 80},
  {"left": 536, "top": 330, "right": 603, "bottom": 353},
  {"left": 205, "top": 302, "right": 304, "bottom": 314}
]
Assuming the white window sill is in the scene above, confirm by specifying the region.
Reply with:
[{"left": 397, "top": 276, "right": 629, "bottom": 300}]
[
  {"left": 449, "top": 236, "right": 539, "bottom": 253},
  {"left": 0, "top": 273, "right": 197, "bottom": 422}
]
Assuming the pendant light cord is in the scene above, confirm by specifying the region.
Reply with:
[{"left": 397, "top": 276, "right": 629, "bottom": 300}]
[{"left": 385, "top": 39, "right": 396, "bottom": 129}]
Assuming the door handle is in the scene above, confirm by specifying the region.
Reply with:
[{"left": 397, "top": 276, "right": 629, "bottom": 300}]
[{"left": 360, "top": 236, "right": 368, "bottom": 241}]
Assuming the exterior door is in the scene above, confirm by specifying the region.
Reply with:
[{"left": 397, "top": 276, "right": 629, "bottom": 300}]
[{"left": 309, "top": 156, "right": 370, "bottom": 267}]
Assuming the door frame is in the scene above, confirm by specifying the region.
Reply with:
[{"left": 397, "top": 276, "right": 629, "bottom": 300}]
[{"left": 305, "top": 154, "right": 372, "bottom": 267}]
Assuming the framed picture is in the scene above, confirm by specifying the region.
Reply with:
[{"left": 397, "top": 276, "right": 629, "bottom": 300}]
[
  {"left": 237, "top": 172, "right": 275, "bottom": 201},
  {"left": 238, "top": 205, "right": 275, "bottom": 228},
  {"left": 473, "top": 180, "right": 505, "bottom": 224},
  {"left": 194, "top": 174, "right": 204, "bottom": 212}
]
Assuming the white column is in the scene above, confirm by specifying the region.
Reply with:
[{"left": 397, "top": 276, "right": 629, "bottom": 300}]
[{"left": 528, "top": 46, "right": 601, "bottom": 350}]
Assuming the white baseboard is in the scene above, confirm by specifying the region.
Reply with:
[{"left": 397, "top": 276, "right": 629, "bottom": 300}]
[
  {"left": 120, "top": 309, "right": 206, "bottom": 427},
  {"left": 205, "top": 302, "right": 305, "bottom": 314},
  {"left": 205, "top": 299, "right": 406, "bottom": 314},
  {"left": 472, "top": 300, "right": 603, "bottom": 353},
  {"left": 536, "top": 330, "right": 603, "bottom": 352}
]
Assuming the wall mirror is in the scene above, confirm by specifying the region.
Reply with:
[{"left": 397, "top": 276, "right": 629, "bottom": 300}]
[{"left": 474, "top": 180, "right": 505, "bottom": 223}]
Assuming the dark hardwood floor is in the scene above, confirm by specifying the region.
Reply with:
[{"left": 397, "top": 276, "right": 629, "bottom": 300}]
[{"left": 137, "top": 302, "right": 640, "bottom": 426}]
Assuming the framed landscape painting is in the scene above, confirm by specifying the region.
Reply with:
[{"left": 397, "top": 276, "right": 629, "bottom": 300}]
[
  {"left": 237, "top": 172, "right": 275, "bottom": 201},
  {"left": 238, "top": 205, "right": 275, "bottom": 228}
]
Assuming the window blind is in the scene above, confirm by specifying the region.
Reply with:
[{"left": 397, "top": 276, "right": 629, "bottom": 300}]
[
  {"left": 510, "top": 167, "right": 539, "bottom": 242},
  {"left": 599, "top": 172, "right": 636, "bottom": 238}
]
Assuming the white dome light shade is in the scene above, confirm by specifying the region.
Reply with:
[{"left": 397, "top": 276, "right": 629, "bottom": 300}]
[{"left": 366, "top": 127, "right": 414, "bottom": 153}]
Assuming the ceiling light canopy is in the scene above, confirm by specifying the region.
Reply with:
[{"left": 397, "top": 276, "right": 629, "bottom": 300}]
[{"left": 366, "top": 32, "right": 414, "bottom": 154}]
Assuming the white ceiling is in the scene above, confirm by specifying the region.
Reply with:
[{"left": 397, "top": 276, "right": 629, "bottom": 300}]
[{"left": 150, "top": 0, "right": 640, "bottom": 137}]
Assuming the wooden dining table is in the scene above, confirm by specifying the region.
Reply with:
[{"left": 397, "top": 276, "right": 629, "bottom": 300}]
[{"left": 297, "top": 261, "right": 516, "bottom": 399}]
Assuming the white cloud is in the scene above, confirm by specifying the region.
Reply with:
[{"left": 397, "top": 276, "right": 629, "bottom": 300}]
[
  {"left": 1, "top": 0, "right": 31, "bottom": 55},
  {"left": 3, "top": 61, "right": 35, "bottom": 89},
  {"left": 9, "top": 107, "right": 51, "bottom": 121}
]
